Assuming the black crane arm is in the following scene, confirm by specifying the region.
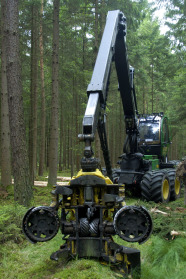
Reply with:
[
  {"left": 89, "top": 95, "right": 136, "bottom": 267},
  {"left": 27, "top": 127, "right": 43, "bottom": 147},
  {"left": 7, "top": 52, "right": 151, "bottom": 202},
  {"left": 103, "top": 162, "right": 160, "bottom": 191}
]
[
  {"left": 79, "top": 11, "right": 121, "bottom": 139},
  {"left": 115, "top": 25, "right": 139, "bottom": 154},
  {"left": 79, "top": 10, "right": 139, "bottom": 175}
]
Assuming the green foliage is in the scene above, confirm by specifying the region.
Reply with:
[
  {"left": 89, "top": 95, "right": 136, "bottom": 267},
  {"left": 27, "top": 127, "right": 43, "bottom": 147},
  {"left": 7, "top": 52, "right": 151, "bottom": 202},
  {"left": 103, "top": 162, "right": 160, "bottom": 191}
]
[
  {"left": 142, "top": 236, "right": 186, "bottom": 279},
  {"left": 0, "top": 204, "right": 27, "bottom": 244},
  {"left": 151, "top": 206, "right": 186, "bottom": 238},
  {"left": 165, "top": 0, "right": 185, "bottom": 49},
  {"left": 51, "top": 259, "right": 117, "bottom": 279}
]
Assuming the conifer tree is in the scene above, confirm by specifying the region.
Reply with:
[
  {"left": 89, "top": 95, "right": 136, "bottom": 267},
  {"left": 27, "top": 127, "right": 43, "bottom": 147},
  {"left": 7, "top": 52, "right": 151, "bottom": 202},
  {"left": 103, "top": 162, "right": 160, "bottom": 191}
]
[{"left": 5, "top": 0, "right": 33, "bottom": 205}]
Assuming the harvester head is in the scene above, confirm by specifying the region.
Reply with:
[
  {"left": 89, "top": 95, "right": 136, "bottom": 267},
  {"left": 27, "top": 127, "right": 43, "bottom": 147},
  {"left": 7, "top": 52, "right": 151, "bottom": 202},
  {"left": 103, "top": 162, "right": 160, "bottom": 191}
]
[{"left": 23, "top": 169, "right": 152, "bottom": 278}]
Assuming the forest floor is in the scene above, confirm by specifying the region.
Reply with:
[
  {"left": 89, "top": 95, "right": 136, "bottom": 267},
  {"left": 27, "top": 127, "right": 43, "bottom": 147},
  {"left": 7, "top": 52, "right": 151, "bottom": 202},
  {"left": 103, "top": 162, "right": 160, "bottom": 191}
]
[
  {"left": 0, "top": 175, "right": 186, "bottom": 279},
  {"left": 8, "top": 176, "right": 71, "bottom": 187}
]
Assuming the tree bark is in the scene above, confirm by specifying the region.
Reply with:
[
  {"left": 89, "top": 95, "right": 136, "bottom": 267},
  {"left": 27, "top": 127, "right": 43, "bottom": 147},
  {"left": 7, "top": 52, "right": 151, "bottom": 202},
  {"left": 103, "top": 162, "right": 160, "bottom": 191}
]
[
  {"left": 1, "top": 0, "right": 12, "bottom": 187},
  {"left": 100, "top": 0, "right": 106, "bottom": 34},
  {"left": 59, "top": 101, "right": 63, "bottom": 172},
  {"left": 67, "top": 118, "right": 70, "bottom": 169},
  {"left": 151, "top": 62, "right": 154, "bottom": 113},
  {"left": 5, "top": 0, "right": 32, "bottom": 206},
  {"left": 71, "top": 75, "right": 75, "bottom": 176},
  {"left": 95, "top": 0, "right": 99, "bottom": 54},
  {"left": 38, "top": 0, "right": 46, "bottom": 176},
  {"left": 29, "top": 3, "right": 39, "bottom": 183},
  {"left": 48, "top": 0, "right": 60, "bottom": 185}
]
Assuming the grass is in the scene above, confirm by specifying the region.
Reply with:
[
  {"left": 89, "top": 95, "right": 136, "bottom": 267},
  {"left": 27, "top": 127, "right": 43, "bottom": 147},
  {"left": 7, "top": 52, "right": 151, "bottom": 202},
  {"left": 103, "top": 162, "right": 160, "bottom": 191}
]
[{"left": 0, "top": 178, "right": 186, "bottom": 279}]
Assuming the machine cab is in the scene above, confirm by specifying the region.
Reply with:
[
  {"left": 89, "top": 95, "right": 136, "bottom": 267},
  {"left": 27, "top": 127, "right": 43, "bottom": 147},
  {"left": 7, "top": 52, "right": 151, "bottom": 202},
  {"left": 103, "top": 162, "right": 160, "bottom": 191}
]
[{"left": 138, "top": 113, "right": 170, "bottom": 162}]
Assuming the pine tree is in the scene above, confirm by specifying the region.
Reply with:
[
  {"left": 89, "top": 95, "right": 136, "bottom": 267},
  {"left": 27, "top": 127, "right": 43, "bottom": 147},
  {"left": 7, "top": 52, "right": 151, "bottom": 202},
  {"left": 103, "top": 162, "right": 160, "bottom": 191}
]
[
  {"left": 1, "top": 0, "right": 12, "bottom": 188},
  {"left": 5, "top": 0, "right": 33, "bottom": 206},
  {"left": 38, "top": 0, "right": 46, "bottom": 176},
  {"left": 48, "top": 0, "right": 60, "bottom": 185}
]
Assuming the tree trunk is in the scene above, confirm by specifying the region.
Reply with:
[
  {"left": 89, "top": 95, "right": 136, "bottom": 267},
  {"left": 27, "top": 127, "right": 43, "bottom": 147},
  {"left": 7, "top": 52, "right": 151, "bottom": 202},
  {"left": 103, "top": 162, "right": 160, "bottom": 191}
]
[
  {"left": 75, "top": 77, "right": 80, "bottom": 171},
  {"left": 62, "top": 107, "right": 66, "bottom": 169},
  {"left": 1, "top": 0, "right": 12, "bottom": 187},
  {"left": 100, "top": 0, "right": 106, "bottom": 34},
  {"left": 151, "top": 63, "right": 154, "bottom": 113},
  {"left": 29, "top": 3, "right": 39, "bottom": 183},
  {"left": 38, "top": 0, "right": 46, "bottom": 177},
  {"left": 95, "top": 0, "right": 99, "bottom": 54},
  {"left": 5, "top": 0, "right": 32, "bottom": 206},
  {"left": 71, "top": 75, "right": 75, "bottom": 176},
  {"left": 59, "top": 101, "right": 63, "bottom": 172},
  {"left": 70, "top": 134, "right": 74, "bottom": 178},
  {"left": 67, "top": 118, "right": 70, "bottom": 169},
  {"left": 143, "top": 84, "right": 145, "bottom": 114},
  {"left": 48, "top": 0, "right": 60, "bottom": 185}
]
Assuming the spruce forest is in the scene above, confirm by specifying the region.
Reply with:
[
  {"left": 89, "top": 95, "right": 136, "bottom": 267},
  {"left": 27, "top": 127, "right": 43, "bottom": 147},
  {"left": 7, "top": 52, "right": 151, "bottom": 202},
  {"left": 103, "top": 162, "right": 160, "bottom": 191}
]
[
  {"left": 1, "top": 0, "right": 186, "bottom": 197},
  {"left": 0, "top": 1, "right": 186, "bottom": 279}
]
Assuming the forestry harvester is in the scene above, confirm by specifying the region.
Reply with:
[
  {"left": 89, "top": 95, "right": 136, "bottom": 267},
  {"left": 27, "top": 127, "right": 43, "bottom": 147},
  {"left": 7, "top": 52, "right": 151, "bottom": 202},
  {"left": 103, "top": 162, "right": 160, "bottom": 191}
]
[{"left": 23, "top": 10, "right": 179, "bottom": 278}]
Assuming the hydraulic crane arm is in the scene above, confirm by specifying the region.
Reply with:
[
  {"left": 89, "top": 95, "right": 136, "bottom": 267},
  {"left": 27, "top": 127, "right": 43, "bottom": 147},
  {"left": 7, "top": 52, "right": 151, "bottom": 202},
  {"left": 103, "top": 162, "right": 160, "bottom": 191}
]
[
  {"left": 79, "top": 11, "right": 121, "bottom": 139},
  {"left": 79, "top": 10, "right": 139, "bottom": 175},
  {"left": 115, "top": 26, "right": 139, "bottom": 154}
]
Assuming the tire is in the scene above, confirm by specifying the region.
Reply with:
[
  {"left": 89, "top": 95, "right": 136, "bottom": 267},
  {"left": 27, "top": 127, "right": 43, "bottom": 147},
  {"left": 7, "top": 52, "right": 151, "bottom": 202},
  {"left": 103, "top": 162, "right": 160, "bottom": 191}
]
[
  {"left": 140, "top": 171, "right": 153, "bottom": 201},
  {"left": 166, "top": 169, "right": 181, "bottom": 200},
  {"left": 141, "top": 170, "right": 171, "bottom": 203},
  {"left": 150, "top": 171, "right": 170, "bottom": 203}
]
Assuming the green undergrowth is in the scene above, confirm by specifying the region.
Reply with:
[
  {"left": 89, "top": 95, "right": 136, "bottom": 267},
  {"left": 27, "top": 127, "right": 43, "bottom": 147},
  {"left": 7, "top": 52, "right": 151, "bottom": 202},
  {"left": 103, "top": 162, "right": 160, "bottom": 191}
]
[
  {"left": 142, "top": 236, "right": 186, "bottom": 279},
  {"left": 1, "top": 232, "right": 185, "bottom": 279},
  {"left": 0, "top": 203, "right": 26, "bottom": 243},
  {"left": 57, "top": 170, "right": 72, "bottom": 177},
  {"left": 114, "top": 235, "right": 186, "bottom": 279},
  {"left": 0, "top": 184, "right": 186, "bottom": 278}
]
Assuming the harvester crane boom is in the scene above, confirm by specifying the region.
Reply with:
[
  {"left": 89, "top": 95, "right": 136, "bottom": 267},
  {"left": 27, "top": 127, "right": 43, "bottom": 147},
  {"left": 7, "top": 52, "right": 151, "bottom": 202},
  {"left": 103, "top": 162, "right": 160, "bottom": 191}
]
[
  {"left": 79, "top": 10, "right": 139, "bottom": 177},
  {"left": 115, "top": 25, "right": 138, "bottom": 154}
]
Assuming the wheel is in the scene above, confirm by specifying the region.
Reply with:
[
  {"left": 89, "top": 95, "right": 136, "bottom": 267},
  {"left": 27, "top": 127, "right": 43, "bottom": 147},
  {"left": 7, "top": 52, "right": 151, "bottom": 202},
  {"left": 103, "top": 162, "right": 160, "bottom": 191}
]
[
  {"left": 141, "top": 170, "right": 171, "bottom": 203},
  {"left": 150, "top": 170, "right": 170, "bottom": 203},
  {"left": 22, "top": 206, "right": 60, "bottom": 243},
  {"left": 166, "top": 169, "right": 181, "bottom": 200},
  {"left": 114, "top": 205, "right": 153, "bottom": 244},
  {"left": 140, "top": 171, "right": 153, "bottom": 201}
]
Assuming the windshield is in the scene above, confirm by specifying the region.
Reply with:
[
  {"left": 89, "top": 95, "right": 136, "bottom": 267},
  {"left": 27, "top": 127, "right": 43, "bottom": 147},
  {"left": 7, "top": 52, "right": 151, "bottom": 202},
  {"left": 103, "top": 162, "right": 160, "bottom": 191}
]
[{"left": 139, "top": 122, "right": 160, "bottom": 142}]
